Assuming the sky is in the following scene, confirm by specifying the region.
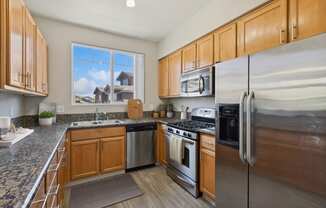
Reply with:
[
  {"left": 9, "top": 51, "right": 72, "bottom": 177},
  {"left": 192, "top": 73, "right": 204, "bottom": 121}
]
[{"left": 73, "top": 44, "right": 134, "bottom": 96}]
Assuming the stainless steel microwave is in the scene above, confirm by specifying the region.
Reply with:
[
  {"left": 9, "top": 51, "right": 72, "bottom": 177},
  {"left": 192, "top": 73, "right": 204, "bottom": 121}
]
[{"left": 180, "top": 66, "right": 214, "bottom": 97}]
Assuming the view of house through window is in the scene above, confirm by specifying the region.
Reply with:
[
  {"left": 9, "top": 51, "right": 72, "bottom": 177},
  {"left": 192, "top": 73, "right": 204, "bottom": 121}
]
[{"left": 72, "top": 43, "right": 142, "bottom": 104}]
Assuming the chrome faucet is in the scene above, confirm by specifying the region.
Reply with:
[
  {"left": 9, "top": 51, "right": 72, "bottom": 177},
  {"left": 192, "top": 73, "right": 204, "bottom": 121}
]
[{"left": 95, "top": 107, "right": 101, "bottom": 121}]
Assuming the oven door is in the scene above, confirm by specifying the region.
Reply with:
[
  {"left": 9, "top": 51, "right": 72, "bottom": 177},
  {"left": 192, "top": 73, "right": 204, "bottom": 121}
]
[{"left": 166, "top": 132, "right": 198, "bottom": 181}]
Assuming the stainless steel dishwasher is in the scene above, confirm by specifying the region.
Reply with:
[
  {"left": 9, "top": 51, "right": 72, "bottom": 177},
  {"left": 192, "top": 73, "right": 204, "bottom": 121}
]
[{"left": 126, "top": 123, "right": 157, "bottom": 169}]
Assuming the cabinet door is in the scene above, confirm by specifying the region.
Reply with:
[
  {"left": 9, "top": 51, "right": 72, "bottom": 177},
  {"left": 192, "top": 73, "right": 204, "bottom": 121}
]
[
  {"left": 158, "top": 125, "right": 167, "bottom": 165},
  {"left": 8, "top": 0, "right": 25, "bottom": 88},
  {"left": 24, "top": 8, "right": 36, "bottom": 91},
  {"left": 214, "top": 23, "right": 237, "bottom": 63},
  {"left": 71, "top": 139, "right": 99, "bottom": 180},
  {"left": 200, "top": 148, "right": 216, "bottom": 199},
  {"left": 182, "top": 42, "right": 196, "bottom": 73},
  {"left": 36, "top": 28, "right": 48, "bottom": 95},
  {"left": 158, "top": 57, "right": 169, "bottom": 97},
  {"left": 168, "top": 51, "right": 181, "bottom": 96},
  {"left": 197, "top": 34, "right": 214, "bottom": 68},
  {"left": 100, "top": 136, "right": 125, "bottom": 173},
  {"left": 289, "top": 0, "right": 326, "bottom": 42},
  {"left": 237, "top": 0, "right": 288, "bottom": 56}
]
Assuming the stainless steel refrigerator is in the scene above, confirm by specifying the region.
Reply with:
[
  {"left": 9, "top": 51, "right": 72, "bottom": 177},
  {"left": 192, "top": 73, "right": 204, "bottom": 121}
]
[{"left": 215, "top": 33, "right": 326, "bottom": 208}]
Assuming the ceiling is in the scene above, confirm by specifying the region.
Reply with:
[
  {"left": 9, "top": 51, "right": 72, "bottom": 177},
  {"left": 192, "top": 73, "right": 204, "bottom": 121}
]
[{"left": 25, "top": 0, "right": 212, "bottom": 42}]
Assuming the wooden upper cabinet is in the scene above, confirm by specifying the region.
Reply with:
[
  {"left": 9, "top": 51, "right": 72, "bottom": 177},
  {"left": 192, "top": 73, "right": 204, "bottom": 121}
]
[
  {"left": 196, "top": 34, "right": 213, "bottom": 68},
  {"left": 214, "top": 23, "right": 237, "bottom": 63},
  {"left": 70, "top": 139, "right": 99, "bottom": 180},
  {"left": 8, "top": 0, "right": 25, "bottom": 88},
  {"left": 182, "top": 42, "right": 196, "bottom": 73},
  {"left": 36, "top": 28, "right": 48, "bottom": 95},
  {"left": 168, "top": 50, "right": 181, "bottom": 96},
  {"left": 289, "top": 0, "right": 326, "bottom": 42},
  {"left": 158, "top": 57, "right": 169, "bottom": 97},
  {"left": 24, "top": 8, "right": 36, "bottom": 91},
  {"left": 100, "top": 136, "right": 125, "bottom": 173},
  {"left": 237, "top": 0, "right": 288, "bottom": 56}
]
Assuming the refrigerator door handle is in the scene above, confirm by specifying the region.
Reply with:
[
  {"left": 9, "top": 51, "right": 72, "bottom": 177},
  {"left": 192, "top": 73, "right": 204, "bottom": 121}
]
[
  {"left": 246, "top": 90, "right": 255, "bottom": 166},
  {"left": 239, "top": 91, "right": 247, "bottom": 164}
]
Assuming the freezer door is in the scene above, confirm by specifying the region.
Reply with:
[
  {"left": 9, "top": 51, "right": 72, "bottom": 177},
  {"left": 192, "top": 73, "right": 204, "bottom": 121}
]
[
  {"left": 249, "top": 34, "right": 326, "bottom": 208},
  {"left": 215, "top": 56, "right": 249, "bottom": 208}
]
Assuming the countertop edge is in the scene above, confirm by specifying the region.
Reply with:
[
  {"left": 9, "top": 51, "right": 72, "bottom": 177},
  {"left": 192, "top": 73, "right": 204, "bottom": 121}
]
[{"left": 21, "top": 127, "right": 68, "bottom": 208}]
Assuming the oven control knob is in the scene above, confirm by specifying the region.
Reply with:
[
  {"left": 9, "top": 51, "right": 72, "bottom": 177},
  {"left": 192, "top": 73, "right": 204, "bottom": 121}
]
[
  {"left": 187, "top": 133, "right": 192, "bottom": 138},
  {"left": 176, "top": 130, "right": 180, "bottom": 134}
]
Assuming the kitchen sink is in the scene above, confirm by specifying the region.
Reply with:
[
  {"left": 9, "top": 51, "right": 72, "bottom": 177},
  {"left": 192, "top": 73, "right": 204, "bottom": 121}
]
[{"left": 71, "top": 119, "right": 123, "bottom": 127}]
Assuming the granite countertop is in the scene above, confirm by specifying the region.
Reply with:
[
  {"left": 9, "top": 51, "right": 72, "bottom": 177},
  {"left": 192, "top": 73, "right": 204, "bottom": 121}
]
[
  {"left": 0, "top": 117, "right": 214, "bottom": 208},
  {"left": 0, "top": 124, "right": 69, "bottom": 208}
]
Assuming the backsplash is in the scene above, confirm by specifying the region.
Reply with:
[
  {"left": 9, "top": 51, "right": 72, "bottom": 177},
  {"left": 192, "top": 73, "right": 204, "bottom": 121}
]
[
  {"left": 15, "top": 111, "right": 181, "bottom": 127},
  {"left": 167, "top": 97, "right": 215, "bottom": 112}
]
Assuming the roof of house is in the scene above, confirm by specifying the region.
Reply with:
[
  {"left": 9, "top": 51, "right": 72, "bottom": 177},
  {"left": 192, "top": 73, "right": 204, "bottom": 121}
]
[
  {"left": 93, "top": 84, "right": 110, "bottom": 95},
  {"left": 116, "top": 71, "right": 133, "bottom": 81}
]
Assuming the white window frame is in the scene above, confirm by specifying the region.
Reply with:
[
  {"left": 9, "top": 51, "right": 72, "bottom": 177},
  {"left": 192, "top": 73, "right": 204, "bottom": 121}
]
[{"left": 70, "top": 42, "right": 144, "bottom": 106}]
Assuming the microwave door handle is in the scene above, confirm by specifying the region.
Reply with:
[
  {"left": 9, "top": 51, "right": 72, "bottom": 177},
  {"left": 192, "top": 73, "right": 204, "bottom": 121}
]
[
  {"left": 199, "top": 76, "right": 204, "bottom": 94},
  {"left": 239, "top": 91, "right": 247, "bottom": 164}
]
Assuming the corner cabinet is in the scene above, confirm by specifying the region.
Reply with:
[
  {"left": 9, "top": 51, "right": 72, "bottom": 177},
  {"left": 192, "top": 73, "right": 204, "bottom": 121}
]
[
  {"left": 158, "top": 50, "right": 182, "bottom": 98},
  {"left": 237, "top": 0, "right": 288, "bottom": 56},
  {"left": 69, "top": 127, "right": 126, "bottom": 181},
  {"left": 0, "top": 0, "right": 48, "bottom": 96},
  {"left": 158, "top": 57, "right": 169, "bottom": 97},
  {"left": 289, "top": 0, "right": 326, "bottom": 42},
  {"left": 168, "top": 50, "right": 181, "bottom": 96}
]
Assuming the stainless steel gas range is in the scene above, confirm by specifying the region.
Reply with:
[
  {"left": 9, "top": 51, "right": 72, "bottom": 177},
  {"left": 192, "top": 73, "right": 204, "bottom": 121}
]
[{"left": 166, "top": 108, "right": 215, "bottom": 198}]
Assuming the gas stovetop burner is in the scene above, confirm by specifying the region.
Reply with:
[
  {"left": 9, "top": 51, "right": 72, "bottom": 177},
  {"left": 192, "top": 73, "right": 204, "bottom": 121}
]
[{"left": 168, "top": 120, "right": 215, "bottom": 132}]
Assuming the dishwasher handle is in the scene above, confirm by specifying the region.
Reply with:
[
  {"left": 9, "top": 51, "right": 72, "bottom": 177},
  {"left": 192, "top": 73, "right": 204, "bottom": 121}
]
[{"left": 126, "top": 123, "right": 157, "bottom": 132}]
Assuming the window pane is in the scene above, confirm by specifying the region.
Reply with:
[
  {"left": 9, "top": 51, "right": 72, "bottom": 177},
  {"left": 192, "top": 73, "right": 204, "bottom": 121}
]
[
  {"left": 72, "top": 44, "right": 110, "bottom": 104},
  {"left": 112, "top": 52, "right": 134, "bottom": 103}
]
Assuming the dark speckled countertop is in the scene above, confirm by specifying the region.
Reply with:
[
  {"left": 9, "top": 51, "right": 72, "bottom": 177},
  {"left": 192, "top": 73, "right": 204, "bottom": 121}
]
[
  {"left": 0, "top": 117, "right": 215, "bottom": 208},
  {"left": 0, "top": 124, "right": 69, "bottom": 208}
]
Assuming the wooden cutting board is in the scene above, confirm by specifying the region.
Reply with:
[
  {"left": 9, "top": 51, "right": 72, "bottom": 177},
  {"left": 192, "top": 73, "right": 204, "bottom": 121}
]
[{"left": 128, "top": 99, "right": 143, "bottom": 119}]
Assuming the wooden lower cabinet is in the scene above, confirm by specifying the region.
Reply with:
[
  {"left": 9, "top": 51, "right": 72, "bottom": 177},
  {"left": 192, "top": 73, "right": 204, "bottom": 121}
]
[
  {"left": 100, "top": 136, "right": 125, "bottom": 173},
  {"left": 70, "top": 139, "right": 100, "bottom": 180},
  {"left": 30, "top": 138, "right": 67, "bottom": 208},
  {"left": 200, "top": 134, "right": 216, "bottom": 199},
  {"left": 157, "top": 124, "right": 167, "bottom": 165},
  {"left": 69, "top": 127, "right": 126, "bottom": 181}
]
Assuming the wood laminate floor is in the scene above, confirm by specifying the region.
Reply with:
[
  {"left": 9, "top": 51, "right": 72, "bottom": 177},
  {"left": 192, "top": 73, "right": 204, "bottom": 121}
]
[{"left": 109, "top": 166, "right": 213, "bottom": 208}]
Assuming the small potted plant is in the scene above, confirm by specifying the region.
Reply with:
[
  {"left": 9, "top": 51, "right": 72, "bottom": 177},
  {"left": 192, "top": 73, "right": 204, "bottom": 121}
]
[{"left": 39, "top": 111, "right": 54, "bottom": 126}]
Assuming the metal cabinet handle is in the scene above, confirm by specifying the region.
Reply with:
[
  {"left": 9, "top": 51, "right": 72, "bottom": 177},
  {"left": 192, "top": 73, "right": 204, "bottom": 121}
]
[
  {"left": 292, "top": 24, "right": 297, "bottom": 40},
  {"left": 239, "top": 91, "right": 247, "bottom": 164},
  {"left": 279, "top": 29, "right": 286, "bottom": 44},
  {"left": 246, "top": 91, "right": 255, "bottom": 166}
]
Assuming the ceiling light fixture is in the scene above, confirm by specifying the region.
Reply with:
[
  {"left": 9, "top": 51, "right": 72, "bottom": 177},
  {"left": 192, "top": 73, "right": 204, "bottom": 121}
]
[{"left": 126, "top": 0, "right": 136, "bottom": 8}]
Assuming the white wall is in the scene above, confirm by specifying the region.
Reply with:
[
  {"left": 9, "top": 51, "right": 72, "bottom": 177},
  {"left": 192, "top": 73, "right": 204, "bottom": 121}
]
[
  {"left": 158, "top": 0, "right": 268, "bottom": 58},
  {"left": 0, "top": 94, "right": 25, "bottom": 118},
  {"left": 25, "top": 16, "right": 161, "bottom": 115}
]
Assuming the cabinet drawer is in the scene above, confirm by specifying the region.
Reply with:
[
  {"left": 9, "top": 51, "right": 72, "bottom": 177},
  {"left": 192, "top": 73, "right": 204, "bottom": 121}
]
[
  {"left": 97, "top": 127, "right": 125, "bottom": 138},
  {"left": 71, "top": 128, "right": 99, "bottom": 140},
  {"left": 200, "top": 134, "right": 215, "bottom": 151},
  {"left": 30, "top": 176, "right": 46, "bottom": 208},
  {"left": 71, "top": 127, "right": 125, "bottom": 141}
]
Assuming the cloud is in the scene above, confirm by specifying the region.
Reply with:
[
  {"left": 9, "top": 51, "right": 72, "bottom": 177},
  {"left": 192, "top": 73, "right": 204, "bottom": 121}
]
[
  {"left": 73, "top": 78, "right": 97, "bottom": 96},
  {"left": 88, "top": 69, "right": 109, "bottom": 82}
]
